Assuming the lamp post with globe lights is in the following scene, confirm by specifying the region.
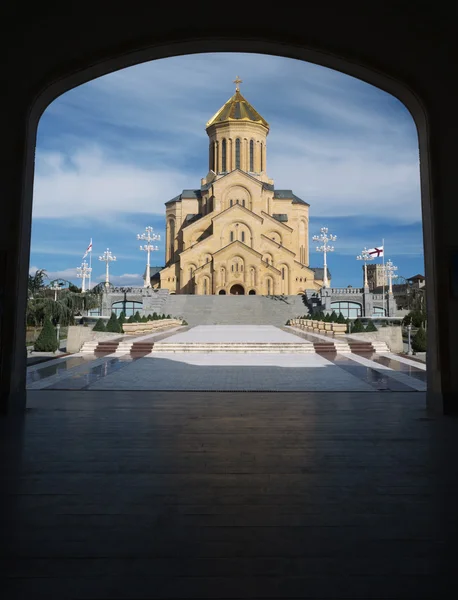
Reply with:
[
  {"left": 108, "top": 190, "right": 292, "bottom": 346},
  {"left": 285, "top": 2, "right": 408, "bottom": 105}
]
[
  {"left": 76, "top": 261, "right": 92, "bottom": 293},
  {"left": 385, "top": 259, "right": 398, "bottom": 294},
  {"left": 356, "top": 247, "right": 374, "bottom": 289},
  {"left": 312, "top": 227, "right": 336, "bottom": 288},
  {"left": 99, "top": 248, "right": 116, "bottom": 288},
  {"left": 137, "top": 226, "right": 160, "bottom": 288},
  {"left": 49, "top": 281, "right": 62, "bottom": 301}
]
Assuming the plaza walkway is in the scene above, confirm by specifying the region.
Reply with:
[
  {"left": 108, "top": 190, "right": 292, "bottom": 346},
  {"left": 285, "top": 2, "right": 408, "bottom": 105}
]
[{"left": 27, "top": 325, "right": 426, "bottom": 393}]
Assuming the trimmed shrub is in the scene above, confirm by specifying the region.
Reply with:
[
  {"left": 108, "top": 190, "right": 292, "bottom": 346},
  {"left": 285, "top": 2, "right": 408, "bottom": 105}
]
[
  {"left": 336, "top": 313, "right": 346, "bottom": 324},
  {"left": 106, "top": 313, "right": 122, "bottom": 333},
  {"left": 351, "top": 319, "right": 365, "bottom": 333},
  {"left": 93, "top": 318, "right": 106, "bottom": 332},
  {"left": 34, "top": 318, "right": 58, "bottom": 352},
  {"left": 412, "top": 326, "right": 427, "bottom": 352},
  {"left": 329, "top": 310, "right": 338, "bottom": 322},
  {"left": 141, "top": 315, "right": 148, "bottom": 322},
  {"left": 118, "top": 311, "right": 126, "bottom": 325},
  {"left": 127, "top": 315, "right": 135, "bottom": 323},
  {"left": 365, "top": 320, "right": 378, "bottom": 332},
  {"left": 152, "top": 312, "right": 158, "bottom": 320},
  {"left": 182, "top": 320, "right": 188, "bottom": 326},
  {"left": 286, "top": 319, "right": 291, "bottom": 325},
  {"left": 147, "top": 314, "right": 153, "bottom": 321},
  {"left": 166, "top": 314, "right": 171, "bottom": 319},
  {"left": 133, "top": 311, "right": 142, "bottom": 323}
]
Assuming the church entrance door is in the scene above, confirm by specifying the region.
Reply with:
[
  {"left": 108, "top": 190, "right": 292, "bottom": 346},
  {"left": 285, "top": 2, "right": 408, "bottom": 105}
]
[{"left": 230, "top": 284, "right": 245, "bottom": 295}]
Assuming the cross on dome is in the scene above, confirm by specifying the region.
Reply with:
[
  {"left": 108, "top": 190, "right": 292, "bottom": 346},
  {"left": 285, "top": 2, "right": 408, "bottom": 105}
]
[{"left": 233, "top": 76, "right": 243, "bottom": 91}]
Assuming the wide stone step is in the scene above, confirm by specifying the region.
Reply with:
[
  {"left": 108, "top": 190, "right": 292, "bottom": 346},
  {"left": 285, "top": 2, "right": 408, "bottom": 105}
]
[{"left": 151, "top": 342, "right": 315, "bottom": 353}]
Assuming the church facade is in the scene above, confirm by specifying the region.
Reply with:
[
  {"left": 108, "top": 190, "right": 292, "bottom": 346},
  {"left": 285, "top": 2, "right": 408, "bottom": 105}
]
[{"left": 159, "top": 81, "right": 327, "bottom": 295}]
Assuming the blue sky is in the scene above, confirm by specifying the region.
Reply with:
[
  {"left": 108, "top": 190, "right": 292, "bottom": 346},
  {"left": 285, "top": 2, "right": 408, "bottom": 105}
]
[{"left": 31, "top": 52, "right": 424, "bottom": 288}]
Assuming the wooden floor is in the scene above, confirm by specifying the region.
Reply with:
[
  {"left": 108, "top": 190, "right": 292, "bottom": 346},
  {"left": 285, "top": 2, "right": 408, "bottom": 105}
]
[{"left": 1, "top": 390, "right": 457, "bottom": 599}]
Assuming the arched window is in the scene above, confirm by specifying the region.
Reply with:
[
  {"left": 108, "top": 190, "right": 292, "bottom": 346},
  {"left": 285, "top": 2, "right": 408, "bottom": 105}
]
[
  {"left": 235, "top": 138, "right": 241, "bottom": 169},
  {"left": 111, "top": 301, "right": 142, "bottom": 317},
  {"left": 241, "top": 231, "right": 245, "bottom": 243},
  {"left": 250, "top": 139, "right": 254, "bottom": 171},
  {"left": 222, "top": 138, "right": 227, "bottom": 172},
  {"left": 230, "top": 231, "right": 234, "bottom": 242},
  {"left": 203, "top": 279, "right": 207, "bottom": 295},
  {"left": 231, "top": 265, "right": 234, "bottom": 272},
  {"left": 282, "top": 267, "right": 285, "bottom": 280},
  {"left": 267, "top": 279, "right": 271, "bottom": 295},
  {"left": 230, "top": 199, "right": 233, "bottom": 207},
  {"left": 242, "top": 199, "right": 245, "bottom": 207}
]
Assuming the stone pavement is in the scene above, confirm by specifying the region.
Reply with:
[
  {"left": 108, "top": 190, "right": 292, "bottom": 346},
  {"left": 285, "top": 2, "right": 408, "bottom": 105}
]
[{"left": 26, "top": 325, "right": 427, "bottom": 393}]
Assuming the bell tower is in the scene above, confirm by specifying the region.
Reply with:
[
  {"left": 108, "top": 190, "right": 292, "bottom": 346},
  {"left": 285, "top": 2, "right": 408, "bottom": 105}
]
[{"left": 205, "top": 78, "right": 270, "bottom": 181}]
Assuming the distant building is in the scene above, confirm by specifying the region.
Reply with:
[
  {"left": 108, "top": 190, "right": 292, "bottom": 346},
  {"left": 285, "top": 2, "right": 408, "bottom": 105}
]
[
  {"left": 365, "top": 263, "right": 387, "bottom": 291},
  {"left": 407, "top": 274, "right": 426, "bottom": 289}
]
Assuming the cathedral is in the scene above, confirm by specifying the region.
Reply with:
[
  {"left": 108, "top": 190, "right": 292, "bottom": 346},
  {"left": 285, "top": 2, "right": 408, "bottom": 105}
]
[{"left": 159, "top": 79, "right": 327, "bottom": 295}]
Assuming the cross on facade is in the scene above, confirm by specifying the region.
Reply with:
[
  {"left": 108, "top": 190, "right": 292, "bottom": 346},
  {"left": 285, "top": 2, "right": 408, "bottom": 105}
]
[{"left": 233, "top": 76, "right": 243, "bottom": 91}]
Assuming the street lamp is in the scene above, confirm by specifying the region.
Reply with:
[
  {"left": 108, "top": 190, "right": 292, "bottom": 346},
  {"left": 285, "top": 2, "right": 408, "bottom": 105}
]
[
  {"left": 385, "top": 259, "right": 398, "bottom": 294},
  {"left": 137, "top": 226, "right": 160, "bottom": 288},
  {"left": 312, "top": 227, "right": 336, "bottom": 288},
  {"left": 49, "top": 281, "right": 62, "bottom": 301},
  {"left": 407, "top": 323, "right": 413, "bottom": 355},
  {"left": 99, "top": 248, "right": 116, "bottom": 288},
  {"left": 76, "top": 261, "right": 92, "bottom": 293},
  {"left": 356, "top": 247, "right": 374, "bottom": 289}
]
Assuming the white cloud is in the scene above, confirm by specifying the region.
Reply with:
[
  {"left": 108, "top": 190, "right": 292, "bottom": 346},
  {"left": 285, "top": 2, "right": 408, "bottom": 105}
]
[
  {"left": 33, "top": 145, "right": 191, "bottom": 219},
  {"left": 29, "top": 266, "right": 78, "bottom": 280},
  {"left": 34, "top": 52, "right": 422, "bottom": 225}
]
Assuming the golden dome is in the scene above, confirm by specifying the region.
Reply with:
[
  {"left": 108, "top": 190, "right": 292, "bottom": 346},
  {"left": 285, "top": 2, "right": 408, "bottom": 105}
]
[{"left": 206, "top": 90, "right": 269, "bottom": 130}]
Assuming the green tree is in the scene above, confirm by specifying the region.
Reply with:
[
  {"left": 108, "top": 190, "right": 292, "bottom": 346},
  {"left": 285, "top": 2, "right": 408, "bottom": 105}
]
[
  {"left": 329, "top": 310, "right": 338, "bottom": 322},
  {"left": 166, "top": 314, "right": 172, "bottom": 319},
  {"left": 118, "top": 311, "right": 126, "bottom": 325},
  {"left": 336, "top": 313, "right": 346, "bottom": 324},
  {"left": 412, "top": 326, "right": 427, "bottom": 352},
  {"left": 365, "top": 320, "right": 378, "bottom": 332},
  {"left": 152, "top": 312, "right": 158, "bottom": 320},
  {"left": 403, "top": 309, "right": 427, "bottom": 328},
  {"left": 34, "top": 318, "right": 58, "bottom": 352},
  {"left": 127, "top": 315, "right": 135, "bottom": 323},
  {"left": 133, "top": 311, "right": 142, "bottom": 323},
  {"left": 141, "top": 315, "right": 148, "bottom": 322},
  {"left": 106, "top": 313, "right": 122, "bottom": 333},
  {"left": 351, "top": 319, "right": 365, "bottom": 333},
  {"left": 147, "top": 314, "right": 153, "bottom": 321},
  {"left": 93, "top": 318, "right": 106, "bottom": 332}
]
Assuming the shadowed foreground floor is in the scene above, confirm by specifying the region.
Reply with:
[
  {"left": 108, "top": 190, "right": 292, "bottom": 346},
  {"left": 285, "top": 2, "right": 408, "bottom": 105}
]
[{"left": 1, "top": 390, "right": 457, "bottom": 599}]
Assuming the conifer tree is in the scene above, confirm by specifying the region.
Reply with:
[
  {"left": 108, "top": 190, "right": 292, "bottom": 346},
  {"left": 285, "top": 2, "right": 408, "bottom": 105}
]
[
  {"left": 34, "top": 318, "right": 59, "bottom": 352},
  {"left": 412, "top": 326, "right": 427, "bottom": 352},
  {"left": 106, "top": 312, "right": 122, "bottom": 333},
  {"left": 93, "top": 318, "right": 106, "bottom": 332}
]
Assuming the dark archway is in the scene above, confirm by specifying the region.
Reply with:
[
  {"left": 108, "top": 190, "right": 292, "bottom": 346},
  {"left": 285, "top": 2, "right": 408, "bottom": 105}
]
[
  {"left": 248, "top": 289, "right": 256, "bottom": 295},
  {"left": 2, "top": 11, "right": 454, "bottom": 413},
  {"left": 218, "top": 289, "right": 226, "bottom": 295},
  {"left": 230, "top": 284, "right": 244, "bottom": 295}
]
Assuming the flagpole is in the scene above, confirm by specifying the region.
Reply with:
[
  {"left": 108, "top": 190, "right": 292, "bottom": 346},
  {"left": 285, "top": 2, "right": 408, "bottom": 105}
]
[
  {"left": 88, "top": 238, "right": 92, "bottom": 290},
  {"left": 382, "top": 238, "right": 385, "bottom": 316}
]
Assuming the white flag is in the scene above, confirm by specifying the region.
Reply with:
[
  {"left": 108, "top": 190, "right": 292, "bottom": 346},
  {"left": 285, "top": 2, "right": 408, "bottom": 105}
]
[
  {"left": 367, "top": 246, "right": 384, "bottom": 258},
  {"left": 83, "top": 239, "right": 92, "bottom": 259}
]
